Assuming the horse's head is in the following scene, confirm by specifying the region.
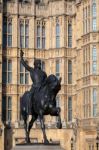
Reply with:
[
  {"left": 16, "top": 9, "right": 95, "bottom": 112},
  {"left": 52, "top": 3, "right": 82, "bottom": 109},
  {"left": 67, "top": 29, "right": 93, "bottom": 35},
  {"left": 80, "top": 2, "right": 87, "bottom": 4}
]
[{"left": 47, "top": 74, "right": 61, "bottom": 94}]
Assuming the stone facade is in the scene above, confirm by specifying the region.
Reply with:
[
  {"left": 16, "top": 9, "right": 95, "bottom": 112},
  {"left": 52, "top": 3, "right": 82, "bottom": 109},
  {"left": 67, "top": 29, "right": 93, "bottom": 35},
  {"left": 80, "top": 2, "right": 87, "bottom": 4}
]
[{"left": 0, "top": 0, "right": 99, "bottom": 150}]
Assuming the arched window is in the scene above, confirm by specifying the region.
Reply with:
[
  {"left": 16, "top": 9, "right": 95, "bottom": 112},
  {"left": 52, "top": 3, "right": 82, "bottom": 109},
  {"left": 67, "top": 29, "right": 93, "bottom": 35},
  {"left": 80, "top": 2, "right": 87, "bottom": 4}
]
[
  {"left": 36, "top": 21, "right": 46, "bottom": 49},
  {"left": 68, "top": 96, "right": 72, "bottom": 121},
  {"left": 92, "top": 2, "right": 96, "bottom": 17},
  {"left": 25, "top": 22, "right": 29, "bottom": 48},
  {"left": 8, "top": 23, "right": 12, "bottom": 34},
  {"left": 68, "top": 60, "right": 72, "bottom": 84},
  {"left": 20, "top": 61, "right": 29, "bottom": 84},
  {"left": 20, "top": 20, "right": 29, "bottom": 48},
  {"left": 92, "top": 0, "right": 96, "bottom": 31},
  {"left": 2, "top": 96, "right": 12, "bottom": 122},
  {"left": 8, "top": 22, "right": 12, "bottom": 47},
  {"left": 92, "top": 46, "right": 97, "bottom": 74},
  {"left": 56, "top": 60, "right": 60, "bottom": 79},
  {"left": 92, "top": 45, "right": 97, "bottom": 61},
  {"left": 20, "top": 23, "right": 24, "bottom": 48},
  {"left": 68, "top": 23, "right": 72, "bottom": 48},
  {"left": 93, "top": 88, "right": 97, "bottom": 117},
  {"left": 42, "top": 26, "right": 45, "bottom": 49},
  {"left": 3, "top": 17, "right": 12, "bottom": 48},
  {"left": 7, "top": 96, "right": 12, "bottom": 122},
  {"left": 37, "top": 25, "right": 40, "bottom": 48},
  {"left": 56, "top": 23, "right": 60, "bottom": 48},
  {"left": 2, "top": 59, "right": 12, "bottom": 84}
]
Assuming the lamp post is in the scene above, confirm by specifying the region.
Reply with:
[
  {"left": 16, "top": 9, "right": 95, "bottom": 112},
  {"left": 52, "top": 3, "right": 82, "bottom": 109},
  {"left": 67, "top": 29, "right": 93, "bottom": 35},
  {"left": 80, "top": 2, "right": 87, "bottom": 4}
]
[
  {"left": 96, "top": 136, "right": 99, "bottom": 150},
  {"left": 71, "top": 137, "right": 73, "bottom": 150}
]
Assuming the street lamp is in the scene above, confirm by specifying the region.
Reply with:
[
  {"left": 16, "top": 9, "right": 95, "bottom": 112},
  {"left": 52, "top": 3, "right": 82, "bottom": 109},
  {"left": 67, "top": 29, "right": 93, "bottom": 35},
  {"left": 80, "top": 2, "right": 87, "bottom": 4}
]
[
  {"left": 96, "top": 136, "right": 99, "bottom": 150},
  {"left": 71, "top": 137, "right": 73, "bottom": 150}
]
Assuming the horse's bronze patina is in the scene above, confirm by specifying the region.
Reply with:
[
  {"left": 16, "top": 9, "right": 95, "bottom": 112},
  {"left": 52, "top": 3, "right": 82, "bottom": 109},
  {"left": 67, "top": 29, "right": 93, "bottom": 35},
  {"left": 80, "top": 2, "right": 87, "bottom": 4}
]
[{"left": 20, "top": 50, "right": 62, "bottom": 144}]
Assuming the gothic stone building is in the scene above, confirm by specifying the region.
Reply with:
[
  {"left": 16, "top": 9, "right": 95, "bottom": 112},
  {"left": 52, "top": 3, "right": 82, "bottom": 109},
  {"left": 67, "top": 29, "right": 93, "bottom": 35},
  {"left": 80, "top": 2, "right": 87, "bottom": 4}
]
[{"left": 0, "top": 0, "right": 99, "bottom": 150}]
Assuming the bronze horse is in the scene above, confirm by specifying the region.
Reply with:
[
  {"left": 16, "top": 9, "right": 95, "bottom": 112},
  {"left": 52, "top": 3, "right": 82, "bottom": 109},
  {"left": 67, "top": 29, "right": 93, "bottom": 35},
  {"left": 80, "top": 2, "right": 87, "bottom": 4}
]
[{"left": 21, "top": 74, "right": 62, "bottom": 144}]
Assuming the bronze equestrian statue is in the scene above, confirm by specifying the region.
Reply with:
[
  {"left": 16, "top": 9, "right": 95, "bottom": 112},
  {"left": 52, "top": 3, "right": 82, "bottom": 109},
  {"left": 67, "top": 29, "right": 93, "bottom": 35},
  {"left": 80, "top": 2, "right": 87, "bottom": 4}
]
[{"left": 20, "top": 50, "right": 62, "bottom": 144}]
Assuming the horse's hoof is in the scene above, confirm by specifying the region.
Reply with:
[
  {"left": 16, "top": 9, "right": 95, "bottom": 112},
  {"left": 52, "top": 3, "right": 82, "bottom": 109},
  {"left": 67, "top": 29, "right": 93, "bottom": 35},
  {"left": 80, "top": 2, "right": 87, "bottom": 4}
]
[
  {"left": 25, "top": 138, "right": 31, "bottom": 144},
  {"left": 44, "top": 139, "right": 49, "bottom": 144},
  {"left": 57, "top": 122, "right": 62, "bottom": 129},
  {"left": 28, "top": 140, "right": 31, "bottom": 144}
]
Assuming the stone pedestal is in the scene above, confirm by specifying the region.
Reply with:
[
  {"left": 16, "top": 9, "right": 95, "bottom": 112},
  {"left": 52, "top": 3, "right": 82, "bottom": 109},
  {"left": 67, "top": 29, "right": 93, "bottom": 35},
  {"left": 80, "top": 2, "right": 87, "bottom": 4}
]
[{"left": 11, "top": 144, "right": 64, "bottom": 150}]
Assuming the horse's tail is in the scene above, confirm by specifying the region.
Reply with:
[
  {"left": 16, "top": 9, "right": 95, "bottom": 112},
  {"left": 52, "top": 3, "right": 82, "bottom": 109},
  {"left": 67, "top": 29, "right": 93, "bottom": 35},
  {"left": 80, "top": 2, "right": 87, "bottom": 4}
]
[{"left": 20, "top": 91, "right": 30, "bottom": 120}]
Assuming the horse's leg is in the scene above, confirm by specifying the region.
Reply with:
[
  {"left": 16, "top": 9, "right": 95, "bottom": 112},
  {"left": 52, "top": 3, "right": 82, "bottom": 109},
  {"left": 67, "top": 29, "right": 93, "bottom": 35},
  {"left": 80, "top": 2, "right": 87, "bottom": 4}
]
[
  {"left": 23, "top": 115, "right": 29, "bottom": 143},
  {"left": 39, "top": 113, "right": 49, "bottom": 144},
  {"left": 27, "top": 114, "right": 38, "bottom": 143},
  {"left": 56, "top": 110, "right": 62, "bottom": 129},
  {"left": 50, "top": 107, "right": 62, "bottom": 129}
]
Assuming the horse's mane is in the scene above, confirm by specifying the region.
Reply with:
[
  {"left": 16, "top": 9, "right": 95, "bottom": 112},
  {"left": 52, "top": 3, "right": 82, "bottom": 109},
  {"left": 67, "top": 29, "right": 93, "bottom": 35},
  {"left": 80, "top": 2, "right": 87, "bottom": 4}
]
[
  {"left": 39, "top": 74, "right": 59, "bottom": 95},
  {"left": 47, "top": 74, "right": 58, "bottom": 86},
  {"left": 46, "top": 74, "right": 60, "bottom": 94}
]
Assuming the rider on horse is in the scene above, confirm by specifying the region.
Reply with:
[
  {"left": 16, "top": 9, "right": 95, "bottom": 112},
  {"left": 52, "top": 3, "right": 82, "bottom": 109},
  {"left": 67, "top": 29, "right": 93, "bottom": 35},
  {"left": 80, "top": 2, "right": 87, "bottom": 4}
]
[
  {"left": 20, "top": 50, "right": 47, "bottom": 113},
  {"left": 20, "top": 50, "right": 62, "bottom": 143}
]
